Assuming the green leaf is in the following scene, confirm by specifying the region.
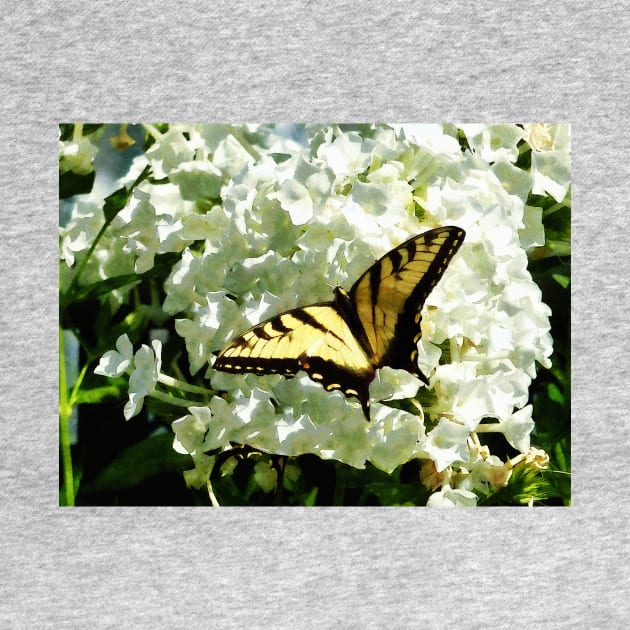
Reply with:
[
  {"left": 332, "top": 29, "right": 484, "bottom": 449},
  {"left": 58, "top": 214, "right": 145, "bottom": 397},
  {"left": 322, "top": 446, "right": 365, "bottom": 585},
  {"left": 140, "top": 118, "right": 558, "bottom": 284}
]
[
  {"left": 269, "top": 152, "right": 292, "bottom": 164},
  {"left": 303, "top": 486, "right": 318, "bottom": 506},
  {"left": 336, "top": 461, "right": 428, "bottom": 506},
  {"left": 71, "top": 274, "right": 142, "bottom": 303},
  {"left": 59, "top": 170, "right": 96, "bottom": 199},
  {"left": 552, "top": 273, "right": 570, "bottom": 289},
  {"left": 102, "top": 187, "right": 130, "bottom": 222},
  {"left": 547, "top": 382, "right": 564, "bottom": 405},
  {"left": 82, "top": 433, "right": 189, "bottom": 493},
  {"left": 74, "top": 383, "right": 125, "bottom": 405},
  {"left": 544, "top": 239, "right": 571, "bottom": 257},
  {"left": 542, "top": 204, "right": 571, "bottom": 255},
  {"left": 59, "top": 123, "right": 104, "bottom": 142},
  {"left": 212, "top": 475, "right": 248, "bottom": 506},
  {"left": 361, "top": 481, "right": 422, "bottom": 506},
  {"left": 102, "top": 164, "right": 151, "bottom": 222}
]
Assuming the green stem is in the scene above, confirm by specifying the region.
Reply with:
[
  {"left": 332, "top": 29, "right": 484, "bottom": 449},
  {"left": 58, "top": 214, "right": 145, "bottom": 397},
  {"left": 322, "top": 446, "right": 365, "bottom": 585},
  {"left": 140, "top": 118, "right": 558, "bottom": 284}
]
[
  {"left": 59, "top": 332, "right": 91, "bottom": 506},
  {"left": 158, "top": 373, "right": 214, "bottom": 395},
  {"left": 141, "top": 123, "right": 164, "bottom": 142},
  {"left": 59, "top": 328, "right": 74, "bottom": 506},
  {"left": 151, "top": 389, "right": 199, "bottom": 408},
  {"left": 230, "top": 129, "right": 261, "bottom": 161},
  {"left": 65, "top": 221, "right": 110, "bottom": 298}
]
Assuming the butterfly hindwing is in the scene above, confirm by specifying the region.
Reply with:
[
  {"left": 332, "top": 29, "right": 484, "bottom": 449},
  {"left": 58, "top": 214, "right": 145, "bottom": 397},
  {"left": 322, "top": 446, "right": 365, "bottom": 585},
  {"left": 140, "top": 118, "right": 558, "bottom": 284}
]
[{"left": 214, "top": 226, "right": 465, "bottom": 420}]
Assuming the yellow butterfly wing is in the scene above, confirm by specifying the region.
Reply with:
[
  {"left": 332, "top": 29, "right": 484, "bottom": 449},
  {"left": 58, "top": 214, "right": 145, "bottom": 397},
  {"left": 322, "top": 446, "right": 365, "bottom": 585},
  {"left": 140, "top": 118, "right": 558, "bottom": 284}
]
[
  {"left": 214, "top": 304, "right": 374, "bottom": 404},
  {"left": 214, "top": 226, "right": 465, "bottom": 420},
  {"left": 348, "top": 226, "right": 465, "bottom": 380}
]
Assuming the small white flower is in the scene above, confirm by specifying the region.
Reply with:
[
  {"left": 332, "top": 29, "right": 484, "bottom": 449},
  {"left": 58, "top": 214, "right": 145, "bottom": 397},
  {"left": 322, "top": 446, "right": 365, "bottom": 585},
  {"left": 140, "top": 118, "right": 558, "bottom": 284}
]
[
  {"left": 369, "top": 367, "right": 422, "bottom": 403},
  {"left": 520, "top": 204, "right": 546, "bottom": 251},
  {"left": 427, "top": 485, "right": 478, "bottom": 507},
  {"left": 316, "top": 131, "right": 372, "bottom": 177},
  {"left": 175, "top": 291, "right": 245, "bottom": 375},
  {"left": 59, "top": 136, "right": 99, "bottom": 175},
  {"left": 94, "top": 334, "right": 134, "bottom": 377},
  {"left": 530, "top": 150, "right": 571, "bottom": 202},
  {"left": 124, "top": 339, "right": 162, "bottom": 419},
  {"left": 172, "top": 408, "right": 209, "bottom": 455},
  {"left": 491, "top": 159, "right": 533, "bottom": 202},
  {"left": 422, "top": 418, "right": 471, "bottom": 472},
  {"left": 460, "top": 124, "right": 525, "bottom": 163},
  {"left": 524, "top": 124, "right": 571, "bottom": 202},
  {"left": 212, "top": 134, "right": 255, "bottom": 177},
  {"left": 145, "top": 128, "right": 198, "bottom": 178},
  {"left": 393, "top": 123, "right": 461, "bottom": 156},
  {"left": 275, "top": 413, "right": 320, "bottom": 452},
  {"left": 497, "top": 405, "right": 535, "bottom": 453},
  {"left": 271, "top": 178, "right": 314, "bottom": 225},
  {"left": 59, "top": 201, "right": 105, "bottom": 267},
  {"left": 367, "top": 406, "right": 425, "bottom": 474},
  {"left": 415, "top": 338, "right": 443, "bottom": 379}
]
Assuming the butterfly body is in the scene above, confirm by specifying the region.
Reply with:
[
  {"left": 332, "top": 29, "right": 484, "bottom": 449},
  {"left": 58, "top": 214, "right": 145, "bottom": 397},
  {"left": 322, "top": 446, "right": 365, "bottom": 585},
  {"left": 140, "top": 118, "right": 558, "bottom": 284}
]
[{"left": 215, "top": 226, "right": 465, "bottom": 420}]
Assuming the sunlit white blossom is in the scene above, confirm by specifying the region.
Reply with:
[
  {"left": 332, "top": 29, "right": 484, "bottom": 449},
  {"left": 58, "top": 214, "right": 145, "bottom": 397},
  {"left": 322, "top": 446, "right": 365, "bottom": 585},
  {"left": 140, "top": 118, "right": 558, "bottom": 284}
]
[
  {"left": 59, "top": 135, "right": 99, "bottom": 175},
  {"left": 124, "top": 339, "right": 162, "bottom": 420},
  {"left": 59, "top": 201, "right": 104, "bottom": 267},
  {"left": 497, "top": 405, "right": 535, "bottom": 453},
  {"left": 369, "top": 367, "right": 422, "bottom": 403},
  {"left": 427, "top": 485, "right": 478, "bottom": 507},
  {"left": 80, "top": 123, "right": 566, "bottom": 501},
  {"left": 461, "top": 124, "right": 525, "bottom": 163},
  {"left": 94, "top": 334, "right": 134, "bottom": 377},
  {"left": 525, "top": 123, "right": 571, "bottom": 202},
  {"left": 423, "top": 418, "right": 471, "bottom": 472}
]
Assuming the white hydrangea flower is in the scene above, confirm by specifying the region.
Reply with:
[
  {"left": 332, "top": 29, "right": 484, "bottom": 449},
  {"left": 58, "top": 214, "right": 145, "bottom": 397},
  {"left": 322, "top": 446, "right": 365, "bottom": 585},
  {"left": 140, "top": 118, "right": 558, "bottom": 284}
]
[
  {"left": 164, "top": 124, "right": 557, "bottom": 480},
  {"left": 85, "top": 123, "right": 566, "bottom": 501},
  {"left": 60, "top": 125, "right": 293, "bottom": 293}
]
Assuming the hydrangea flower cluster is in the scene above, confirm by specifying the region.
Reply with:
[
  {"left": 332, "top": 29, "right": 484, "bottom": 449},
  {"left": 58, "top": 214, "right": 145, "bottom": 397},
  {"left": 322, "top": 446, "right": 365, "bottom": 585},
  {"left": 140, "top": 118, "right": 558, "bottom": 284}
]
[{"left": 64, "top": 123, "right": 570, "bottom": 505}]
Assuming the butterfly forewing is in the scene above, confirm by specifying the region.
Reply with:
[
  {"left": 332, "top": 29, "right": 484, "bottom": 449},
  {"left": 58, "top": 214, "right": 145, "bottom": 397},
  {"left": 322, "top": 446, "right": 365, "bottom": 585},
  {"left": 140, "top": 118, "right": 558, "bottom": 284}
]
[{"left": 348, "top": 226, "right": 465, "bottom": 372}]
